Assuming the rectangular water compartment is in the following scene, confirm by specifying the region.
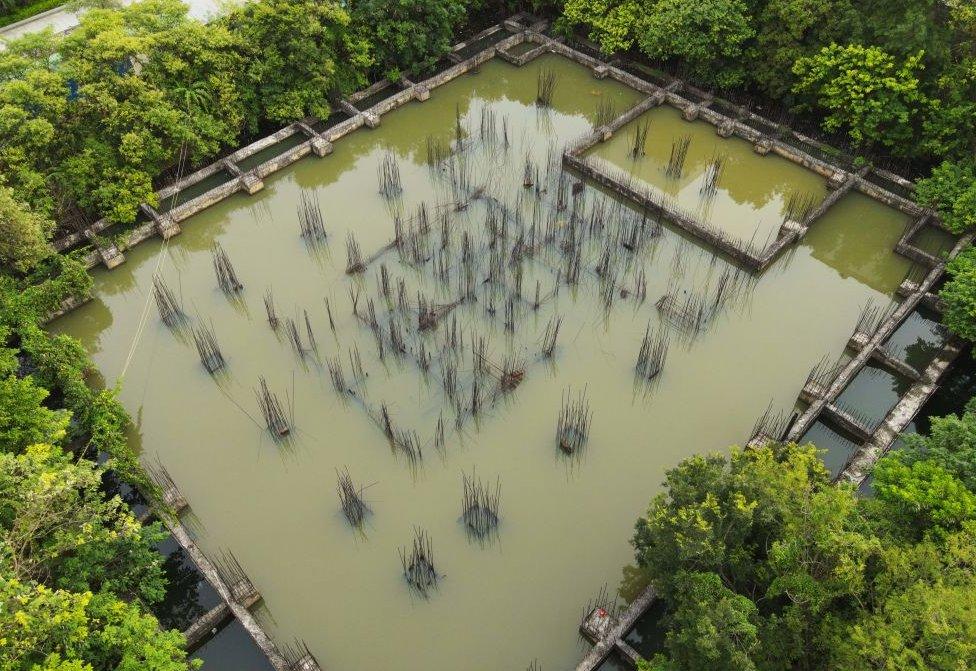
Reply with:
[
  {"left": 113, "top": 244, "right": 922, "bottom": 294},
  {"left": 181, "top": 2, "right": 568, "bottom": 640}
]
[
  {"left": 585, "top": 104, "right": 829, "bottom": 247},
  {"left": 909, "top": 224, "right": 957, "bottom": 259},
  {"left": 800, "top": 192, "right": 914, "bottom": 296},
  {"left": 354, "top": 87, "right": 397, "bottom": 112},
  {"left": 311, "top": 111, "right": 351, "bottom": 134},
  {"left": 157, "top": 170, "right": 235, "bottom": 214},
  {"left": 190, "top": 619, "right": 275, "bottom": 671},
  {"left": 503, "top": 40, "right": 540, "bottom": 58},
  {"left": 862, "top": 169, "right": 914, "bottom": 201},
  {"left": 619, "top": 61, "right": 672, "bottom": 88},
  {"left": 834, "top": 362, "right": 911, "bottom": 433},
  {"left": 454, "top": 30, "right": 509, "bottom": 60},
  {"left": 623, "top": 599, "right": 668, "bottom": 661},
  {"left": 799, "top": 420, "right": 861, "bottom": 477},
  {"left": 882, "top": 306, "right": 947, "bottom": 371},
  {"left": 152, "top": 534, "right": 222, "bottom": 631},
  {"left": 236, "top": 133, "right": 310, "bottom": 173}
]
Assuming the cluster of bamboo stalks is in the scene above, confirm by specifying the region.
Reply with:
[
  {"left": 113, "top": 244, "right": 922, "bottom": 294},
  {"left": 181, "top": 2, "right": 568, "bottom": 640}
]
[
  {"left": 399, "top": 527, "right": 439, "bottom": 596},
  {"left": 211, "top": 241, "right": 243, "bottom": 293},
  {"left": 460, "top": 469, "right": 501, "bottom": 538},
  {"left": 556, "top": 387, "right": 592, "bottom": 454}
]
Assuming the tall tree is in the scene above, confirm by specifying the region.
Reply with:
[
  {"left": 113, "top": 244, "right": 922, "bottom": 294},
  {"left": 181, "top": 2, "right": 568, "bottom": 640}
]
[
  {"left": 635, "top": 0, "right": 755, "bottom": 88},
  {"left": 0, "top": 185, "right": 53, "bottom": 273},
  {"left": 792, "top": 44, "right": 927, "bottom": 152},
  {"left": 226, "top": 0, "right": 371, "bottom": 128},
  {"left": 350, "top": 0, "right": 465, "bottom": 81}
]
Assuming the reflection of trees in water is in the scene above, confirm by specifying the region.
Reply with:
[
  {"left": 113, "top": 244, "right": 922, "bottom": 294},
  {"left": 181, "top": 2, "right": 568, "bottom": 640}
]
[
  {"left": 903, "top": 336, "right": 941, "bottom": 373},
  {"left": 152, "top": 541, "right": 209, "bottom": 631},
  {"left": 915, "top": 353, "right": 976, "bottom": 435},
  {"left": 804, "top": 194, "right": 913, "bottom": 295},
  {"left": 616, "top": 562, "right": 651, "bottom": 604}
]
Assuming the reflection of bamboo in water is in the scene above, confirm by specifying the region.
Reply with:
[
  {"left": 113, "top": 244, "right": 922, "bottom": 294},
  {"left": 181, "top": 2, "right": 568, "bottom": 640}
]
[
  {"left": 263, "top": 288, "right": 278, "bottom": 330},
  {"left": 461, "top": 468, "right": 500, "bottom": 538},
  {"left": 193, "top": 322, "right": 225, "bottom": 374},
  {"left": 336, "top": 467, "right": 371, "bottom": 527},
  {"left": 665, "top": 135, "right": 691, "bottom": 179},
  {"left": 635, "top": 324, "right": 669, "bottom": 381}
]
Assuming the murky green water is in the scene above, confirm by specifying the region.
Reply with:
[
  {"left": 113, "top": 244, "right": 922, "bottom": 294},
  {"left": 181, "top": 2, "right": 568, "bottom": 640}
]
[
  {"left": 52, "top": 55, "right": 915, "bottom": 670},
  {"left": 910, "top": 225, "right": 957, "bottom": 258},
  {"left": 585, "top": 104, "right": 829, "bottom": 247}
]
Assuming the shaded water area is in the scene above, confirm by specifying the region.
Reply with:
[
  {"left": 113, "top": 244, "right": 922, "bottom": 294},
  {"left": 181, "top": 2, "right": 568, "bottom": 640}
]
[
  {"left": 52, "top": 54, "right": 916, "bottom": 670},
  {"left": 192, "top": 620, "right": 275, "bottom": 671},
  {"left": 585, "top": 104, "right": 829, "bottom": 247}
]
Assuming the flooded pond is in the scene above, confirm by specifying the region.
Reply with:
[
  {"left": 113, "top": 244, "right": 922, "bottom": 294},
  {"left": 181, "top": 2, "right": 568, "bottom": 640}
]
[{"left": 53, "top": 54, "right": 916, "bottom": 670}]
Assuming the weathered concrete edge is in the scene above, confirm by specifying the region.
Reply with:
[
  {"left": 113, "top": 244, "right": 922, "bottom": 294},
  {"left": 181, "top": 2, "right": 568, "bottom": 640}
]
[
  {"left": 575, "top": 584, "right": 657, "bottom": 671},
  {"left": 165, "top": 518, "right": 290, "bottom": 670},
  {"left": 839, "top": 332, "right": 967, "bottom": 486}
]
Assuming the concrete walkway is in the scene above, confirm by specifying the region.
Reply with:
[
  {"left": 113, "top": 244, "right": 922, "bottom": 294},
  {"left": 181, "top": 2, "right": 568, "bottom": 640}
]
[{"left": 0, "top": 0, "right": 222, "bottom": 44}]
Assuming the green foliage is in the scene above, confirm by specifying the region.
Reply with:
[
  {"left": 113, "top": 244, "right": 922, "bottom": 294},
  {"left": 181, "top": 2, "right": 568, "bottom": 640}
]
[
  {"left": 351, "top": 0, "right": 465, "bottom": 81},
  {"left": 830, "top": 523, "right": 976, "bottom": 670},
  {"left": 0, "top": 443, "right": 166, "bottom": 602},
  {"left": 899, "top": 404, "right": 976, "bottom": 490},
  {"left": 0, "top": 0, "right": 242, "bottom": 225},
  {"left": 635, "top": 0, "right": 755, "bottom": 88},
  {"left": 872, "top": 454, "right": 976, "bottom": 539},
  {"left": 0, "top": 184, "right": 53, "bottom": 273},
  {"left": 561, "top": 0, "right": 753, "bottom": 86},
  {"left": 750, "top": 0, "right": 861, "bottom": 97},
  {"left": 226, "top": 0, "right": 371, "bottom": 127},
  {"left": 632, "top": 437, "right": 976, "bottom": 670},
  {"left": 915, "top": 160, "right": 976, "bottom": 234},
  {"left": 940, "top": 246, "right": 976, "bottom": 342},
  {"left": 663, "top": 572, "right": 759, "bottom": 670},
  {"left": 792, "top": 44, "right": 926, "bottom": 151},
  {"left": 0, "top": 578, "right": 197, "bottom": 671},
  {"left": 0, "top": 371, "right": 69, "bottom": 454},
  {"left": 561, "top": 0, "right": 640, "bottom": 54}
]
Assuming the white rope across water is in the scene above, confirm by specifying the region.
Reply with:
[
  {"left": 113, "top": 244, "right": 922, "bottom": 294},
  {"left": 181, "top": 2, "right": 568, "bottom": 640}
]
[{"left": 117, "top": 139, "right": 190, "bottom": 381}]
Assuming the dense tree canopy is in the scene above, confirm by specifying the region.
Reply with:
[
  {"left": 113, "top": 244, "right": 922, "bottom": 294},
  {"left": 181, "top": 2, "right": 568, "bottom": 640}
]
[
  {"left": 351, "top": 0, "right": 466, "bottom": 81},
  {"left": 633, "top": 440, "right": 976, "bottom": 671},
  {"left": 915, "top": 160, "right": 976, "bottom": 234},
  {"left": 941, "top": 247, "right": 976, "bottom": 343},
  {"left": 226, "top": 0, "right": 371, "bottom": 127},
  {"left": 791, "top": 44, "right": 926, "bottom": 150},
  {"left": 0, "top": 578, "right": 196, "bottom": 671}
]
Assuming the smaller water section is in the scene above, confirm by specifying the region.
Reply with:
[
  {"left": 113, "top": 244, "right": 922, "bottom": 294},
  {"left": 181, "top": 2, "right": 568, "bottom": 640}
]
[
  {"left": 191, "top": 619, "right": 276, "bottom": 671},
  {"left": 910, "top": 225, "right": 957, "bottom": 258},
  {"left": 834, "top": 362, "right": 910, "bottom": 432},
  {"left": 157, "top": 171, "right": 235, "bottom": 214},
  {"left": 236, "top": 133, "right": 309, "bottom": 173},
  {"left": 800, "top": 420, "right": 860, "bottom": 477},
  {"left": 586, "top": 105, "right": 829, "bottom": 245},
  {"left": 883, "top": 308, "right": 947, "bottom": 371},
  {"left": 594, "top": 650, "right": 636, "bottom": 671},
  {"left": 623, "top": 599, "right": 668, "bottom": 660}
]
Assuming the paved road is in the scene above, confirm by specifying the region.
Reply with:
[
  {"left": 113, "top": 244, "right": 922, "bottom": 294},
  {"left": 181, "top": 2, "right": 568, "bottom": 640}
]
[{"left": 1, "top": 0, "right": 221, "bottom": 43}]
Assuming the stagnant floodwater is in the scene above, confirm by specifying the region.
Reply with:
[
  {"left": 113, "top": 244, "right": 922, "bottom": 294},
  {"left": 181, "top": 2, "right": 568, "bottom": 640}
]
[{"left": 53, "top": 54, "right": 914, "bottom": 670}]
